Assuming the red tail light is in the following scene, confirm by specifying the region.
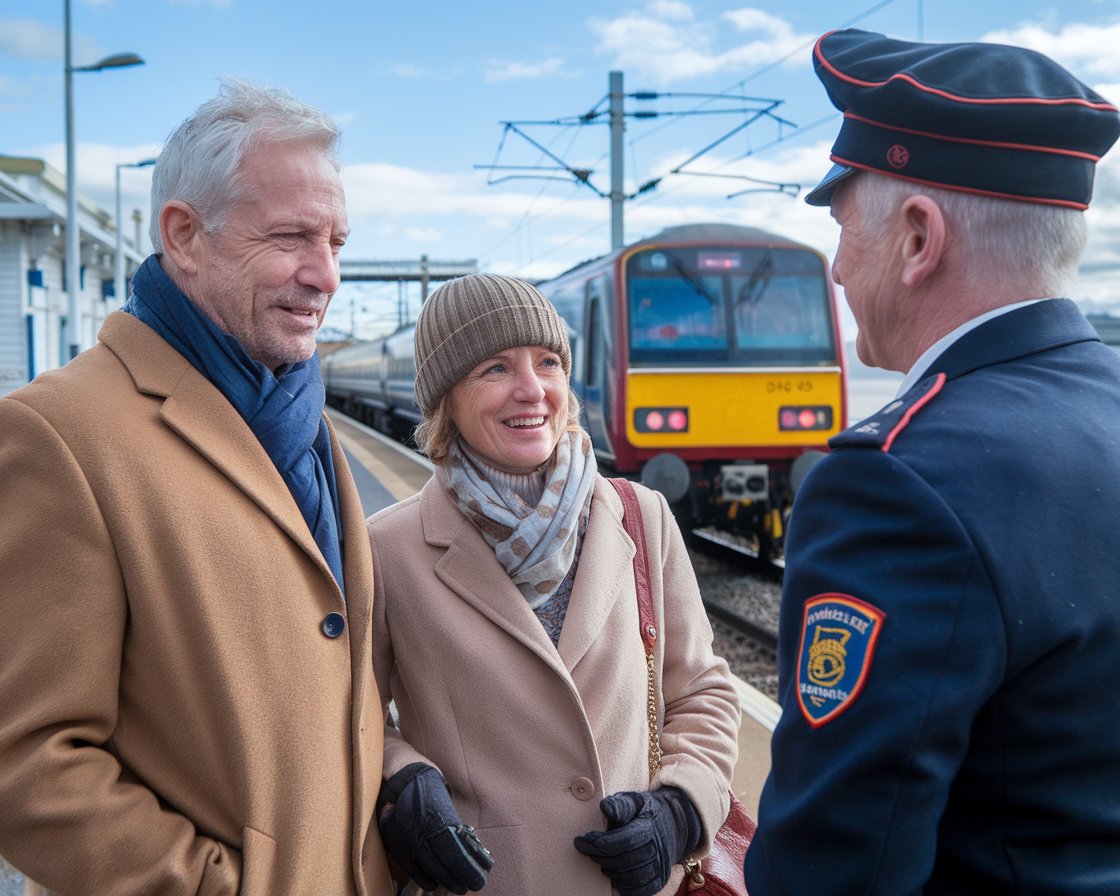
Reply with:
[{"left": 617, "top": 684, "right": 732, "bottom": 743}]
[
  {"left": 779, "top": 405, "right": 833, "bottom": 431},
  {"left": 635, "top": 407, "right": 690, "bottom": 433}
]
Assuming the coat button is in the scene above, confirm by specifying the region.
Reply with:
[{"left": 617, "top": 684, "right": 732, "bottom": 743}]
[
  {"left": 571, "top": 777, "right": 596, "bottom": 800},
  {"left": 322, "top": 612, "right": 346, "bottom": 638}
]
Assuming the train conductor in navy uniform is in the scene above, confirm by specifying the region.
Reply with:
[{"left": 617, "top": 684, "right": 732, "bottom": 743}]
[{"left": 743, "top": 29, "right": 1120, "bottom": 896}]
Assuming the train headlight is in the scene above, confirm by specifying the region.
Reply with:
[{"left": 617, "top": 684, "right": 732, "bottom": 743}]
[
  {"left": 779, "top": 405, "right": 833, "bottom": 431},
  {"left": 635, "top": 407, "right": 690, "bottom": 433}
]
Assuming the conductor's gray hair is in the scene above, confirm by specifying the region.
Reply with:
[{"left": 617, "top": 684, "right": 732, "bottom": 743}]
[
  {"left": 149, "top": 78, "right": 341, "bottom": 253},
  {"left": 853, "top": 172, "right": 1087, "bottom": 297}
]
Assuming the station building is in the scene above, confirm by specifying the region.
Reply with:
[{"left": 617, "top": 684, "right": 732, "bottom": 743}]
[{"left": 0, "top": 154, "right": 146, "bottom": 397}]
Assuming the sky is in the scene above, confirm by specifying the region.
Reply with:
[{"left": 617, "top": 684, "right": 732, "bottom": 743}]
[{"left": 2, "top": 0, "right": 1119, "bottom": 340}]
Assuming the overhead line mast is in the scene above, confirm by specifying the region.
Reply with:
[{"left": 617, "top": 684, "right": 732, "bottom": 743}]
[{"left": 477, "top": 70, "right": 798, "bottom": 253}]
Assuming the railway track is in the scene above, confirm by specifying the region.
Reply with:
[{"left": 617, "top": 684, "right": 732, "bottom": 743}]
[
  {"left": 703, "top": 596, "right": 778, "bottom": 654},
  {"left": 688, "top": 538, "right": 781, "bottom": 700},
  {"left": 691, "top": 525, "right": 786, "bottom": 572}
]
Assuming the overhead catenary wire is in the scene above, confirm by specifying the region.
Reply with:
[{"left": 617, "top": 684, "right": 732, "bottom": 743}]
[{"left": 478, "top": 0, "right": 915, "bottom": 273}]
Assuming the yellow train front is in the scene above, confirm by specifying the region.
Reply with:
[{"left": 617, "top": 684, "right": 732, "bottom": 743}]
[{"left": 538, "top": 223, "right": 847, "bottom": 561}]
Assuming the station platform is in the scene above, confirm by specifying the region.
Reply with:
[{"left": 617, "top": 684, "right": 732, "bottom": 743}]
[{"left": 327, "top": 408, "right": 433, "bottom": 515}]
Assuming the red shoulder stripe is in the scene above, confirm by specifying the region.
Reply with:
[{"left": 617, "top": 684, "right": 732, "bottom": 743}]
[{"left": 882, "top": 372, "right": 946, "bottom": 453}]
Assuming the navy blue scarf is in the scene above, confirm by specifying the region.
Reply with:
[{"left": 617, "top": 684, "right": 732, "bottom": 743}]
[{"left": 125, "top": 256, "right": 345, "bottom": 597}]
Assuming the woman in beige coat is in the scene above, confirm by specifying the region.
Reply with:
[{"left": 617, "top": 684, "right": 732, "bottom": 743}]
[{"left": 368, "top": 273, "right": 740, "bottom": 896}]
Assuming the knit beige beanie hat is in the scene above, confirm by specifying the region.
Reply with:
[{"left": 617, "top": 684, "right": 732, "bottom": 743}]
[{"left": 414, "top": 273, "right": 572, "bottom": 417}]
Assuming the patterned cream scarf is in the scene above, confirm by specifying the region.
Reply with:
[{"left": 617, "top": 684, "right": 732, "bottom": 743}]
[{"left": 437, "top": 428, "right": 597, "bottom": 608}]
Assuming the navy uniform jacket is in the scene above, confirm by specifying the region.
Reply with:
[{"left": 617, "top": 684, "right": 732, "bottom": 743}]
[{"left": 744, "top": 299, "right": 1120, "bottom": 895}]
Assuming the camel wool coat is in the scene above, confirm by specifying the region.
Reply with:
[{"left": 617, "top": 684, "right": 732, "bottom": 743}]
[
  {"left": 369, "top": 474, "right": 741, "bottom": 896},
  {"left": 0, "top": 312, "right": 393, "bottom": 896}
]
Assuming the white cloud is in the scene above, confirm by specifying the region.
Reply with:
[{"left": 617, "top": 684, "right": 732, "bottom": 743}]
[
  {"left": 0, "top": 19, "right": 62, "bottom": 60},
  {"left": 976, "top": 20, "right": 1120, "bottom": 311},
  {"left": 723, "top": 8, "right": 795, "bottom": 38},
  {"left": 0, "top": 75, "right": 34, "bottom": 103},
  {"left": 588, "top": 2, "right": 813, "bottom": 84},
  {"left": 484, "top": 57, "right": 571, "bottom": 83},
  {"left": 1080, "top": 149, "right": 1120, "bottom": 311},
  {"left": 639, "top": 136, "right": 834, "bottom": 199},
  {"left": 589, "top": 13, "right": 716, "bottom": 82},
  {"left": 980, "top": 21, "right": 1120, "bottom": 81},
  {"left": 648, "top": 0, "right": 693, "bottom": 22},
  {"left": 388, "top": 63, "right": 437, "bottom": 80},
  {"left": 344, "top": 161, "right": 597, "bottom": 220},
  {"left": 0, "top": 17, "right": 132, "bottom": 68},
  {"left": 22, "top": 139, "right": 162, "bottom": 218},
  {"left": 402, "top": 226, "right": 443, "bottom": 243}
]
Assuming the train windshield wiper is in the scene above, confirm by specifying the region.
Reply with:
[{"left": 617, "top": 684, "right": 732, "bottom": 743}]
[
  {"left": 738, "top": 248, "right": 774, "bottom": 308},
  {"left": 664, "top": 251, "right": 718, "bottom": 307}
]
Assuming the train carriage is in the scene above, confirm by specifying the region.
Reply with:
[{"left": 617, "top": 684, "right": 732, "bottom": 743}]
[
  {"left": 322, "top": 324, "right": 421, "bottom": 443},
  {"left": 536, "top": 222, "right": 847, "bottom": 560}
]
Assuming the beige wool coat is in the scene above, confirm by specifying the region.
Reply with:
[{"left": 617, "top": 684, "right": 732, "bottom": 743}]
[
  {"left": 0, "top": 312, "right": 393, "bottom": 895},
  {"left": 369, "top": 474, "right": 741, "bottom": 896}
]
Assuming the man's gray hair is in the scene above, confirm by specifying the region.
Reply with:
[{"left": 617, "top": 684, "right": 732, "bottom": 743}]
[{"left": 149, "top": 78, "right": 341, "bottom": 253}]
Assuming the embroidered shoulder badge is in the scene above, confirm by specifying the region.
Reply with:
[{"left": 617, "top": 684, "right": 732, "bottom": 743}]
[{"left": 796, "top": 593, "right": 886, "bottom": 728}]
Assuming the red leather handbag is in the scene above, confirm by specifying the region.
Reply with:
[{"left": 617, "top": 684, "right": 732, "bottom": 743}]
[{"left": 609, "top": 478, "right": 754, "bottom": 896}]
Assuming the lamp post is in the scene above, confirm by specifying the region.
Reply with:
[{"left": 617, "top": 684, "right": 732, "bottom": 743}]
[
  {"left": 114, "top": 158, "right": 157, "bottom": 306},
  {"left": 64, "top": 0, "right": 145, "bottom": 360}
]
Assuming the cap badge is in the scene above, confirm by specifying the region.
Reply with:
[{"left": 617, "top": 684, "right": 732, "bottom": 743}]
[{"left": 886, "top": 144, "right": 910, "bottom": 170}]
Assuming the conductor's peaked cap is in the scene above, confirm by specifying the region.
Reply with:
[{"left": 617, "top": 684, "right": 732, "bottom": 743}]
[{"left": 804, "top": 28, "right": 1120, "bottom": 209}]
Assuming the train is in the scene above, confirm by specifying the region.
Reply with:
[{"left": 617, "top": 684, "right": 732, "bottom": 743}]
[{"left": 323, "top": 223, "right": 848, "bottom": 560}]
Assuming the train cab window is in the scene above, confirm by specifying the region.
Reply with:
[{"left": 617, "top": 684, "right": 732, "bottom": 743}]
[
  {"left": 625, "top": 245, "right": 835, "bottom": 367},
  {"left": 735, "top": 276, "right": 830, "bottom": 348},
  {"left": 628, "top": 270, "right": 727, "bottom": 363},
  {"left": 727, "top": 248, "right": 835, "bottom": 365}
]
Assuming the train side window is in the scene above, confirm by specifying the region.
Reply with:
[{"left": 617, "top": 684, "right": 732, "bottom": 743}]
[
  {"left": 586, "top": 295, "right": 603, "bottom": 387},
  {"left": 585, "top": 274, "right": 611, "bottom": 387},
  {"left": 547, "top": 283, "right": 585, "bottom": 343}
]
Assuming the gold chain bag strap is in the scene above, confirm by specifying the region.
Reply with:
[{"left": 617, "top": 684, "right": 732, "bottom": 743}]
[{"left": 609, "top": 478, "right": 755, "bottom": 896}]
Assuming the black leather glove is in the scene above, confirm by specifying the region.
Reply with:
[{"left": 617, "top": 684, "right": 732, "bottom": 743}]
[
  {"left": 376, "top": 762, "right": 493, "bottom": 894},
  {"left": 573, "top": 786, "right": 702, "bottom": 896}
]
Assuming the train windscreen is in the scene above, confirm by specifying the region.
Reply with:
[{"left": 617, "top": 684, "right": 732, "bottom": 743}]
[{"left": 626, "top": 246, "right": 836, "bottom": 366}]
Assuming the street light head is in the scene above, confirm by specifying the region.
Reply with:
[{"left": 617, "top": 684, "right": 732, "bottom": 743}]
[
  {"left": 75, "top": 52, "right": 145, "bottom": 73},
  {"left": 118, "top": 157, "right": 158, "bottom": 171}
]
